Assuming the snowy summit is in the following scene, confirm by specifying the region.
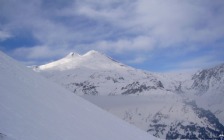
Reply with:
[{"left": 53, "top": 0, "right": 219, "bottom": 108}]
[{"left": 36, "top": 50, "right": 126, "bottom": 71}]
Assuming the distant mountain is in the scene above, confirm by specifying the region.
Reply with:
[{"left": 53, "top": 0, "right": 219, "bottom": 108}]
[
  {"left": 189, "top": 64, "right": 224, "bottom": 124},
  {"left": 33, "top": 50, "right": 224, "bottom": 139},
  {"left": 34, "top": 50, "right": 181, "bottom": 96},
  {"left": 35, "top": 50, "right": 128, "bottom": 71},
  {"left": 0, "top": 51, "right": 154, "bottom": 140},
  {"left": 191, "top": 64, "right": 224, "bottom": 94}
]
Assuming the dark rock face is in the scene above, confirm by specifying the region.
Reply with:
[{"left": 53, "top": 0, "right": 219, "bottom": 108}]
[
  {"left": 156, "top": 81, "right": 164, "bottom": 88},
  {"left": 121, "top": 81, "right": 164, "bottom": 95},
  {"left": 147, "top": 112, "right": 168, "bottom": 137},
  {"left": 121, "top": 82, "right": 156, "bottom": 95},
  {"left": 167, "top": 101, "right": 224, "bottom": 139},
  {"left": 166, "top": 120, "right": 223, "bottom": 139},
  {"left": 175, "top": 83, "right": 183, "bottom": 94},
  {"left": 146, "top": 101, "right": 224, "bottom": 139},
  {"left": 148, "top": 124, "right": 167, "bottom": 137},
  {"left": 73, "top": 81, "right": 98, "bottom": 95},
  {"left": 186, "top": 101, "right": 224, "bottom": 135},
  {"left": 166, "top": 122, "right": 198, "bottom": 139},
  {"left": 90, "top": 71, "right": 125, "bottom": 83}
]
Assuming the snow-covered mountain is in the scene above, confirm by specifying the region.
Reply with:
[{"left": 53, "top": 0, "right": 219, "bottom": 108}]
[
  {"left": 33, "top": 50, "right": 224, "bottom": 139},
  {"left": 0, "top": 51, "right": 155, "bottom": 140},
  {"left": 34, "top": 50, "right": 181, "bottom": 96},
  {"left": 189, "top": 64, "right": 224, "bottom": 125},
  {"left": 35, "top": 50, "right": 128, "bottom": 71}
]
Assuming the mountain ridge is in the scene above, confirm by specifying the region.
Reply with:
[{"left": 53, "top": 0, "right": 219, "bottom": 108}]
[{"left": 36, "top": 50, "right": 129, "bottom": 71}]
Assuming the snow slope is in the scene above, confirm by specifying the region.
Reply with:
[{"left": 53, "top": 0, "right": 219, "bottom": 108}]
[{"left": 0, "top": 51, "right": 155, "bottom": 140}]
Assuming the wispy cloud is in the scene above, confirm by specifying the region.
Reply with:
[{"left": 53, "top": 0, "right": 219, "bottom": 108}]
[
  {"left": 91, "top": 35, "right": 156, "bottom": 53},
  {"left": 13, "top": 45, "right": 69, "bottom": 59},
  {"left": 127, "top": 56, "right": 148, "bottom": 64},
  {"left": 0, "top": 31, "right": 12, "bottom": 41},
  {"left": 178, "top": 56, "right": 223, "bottom": 70},
  {"left": 73, "top": 0, "right": 224, "bottom": 47},
  {"left": 165, "top": 55, "right": 224, "bottom": 73}
]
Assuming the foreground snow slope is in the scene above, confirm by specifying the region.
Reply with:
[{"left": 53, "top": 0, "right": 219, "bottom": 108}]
[{"left": 0, "top": 51, "right": 155, "bottom": 140}]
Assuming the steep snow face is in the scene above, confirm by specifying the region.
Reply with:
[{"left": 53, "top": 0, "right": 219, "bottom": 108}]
[
  {"left": 37, "top": 50, "right": 129, "bottom": 71},
  {"left": 0, "top": 51, "right": 155, "bottom": 140}
]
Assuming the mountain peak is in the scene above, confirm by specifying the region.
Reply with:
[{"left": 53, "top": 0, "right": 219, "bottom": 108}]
[{"left": 35, "top": 50, "right": 130, "bottom": 71}]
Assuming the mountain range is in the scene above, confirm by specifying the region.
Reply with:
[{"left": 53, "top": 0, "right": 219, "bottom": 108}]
[
  {"left": 0, "top": 51, "right": 155, "bottom": 140},
  {"left": 33, "top": 50, "right": 224, "bottom": 139}
]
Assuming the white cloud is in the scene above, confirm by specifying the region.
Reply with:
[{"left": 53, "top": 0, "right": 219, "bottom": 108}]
[
  {"left": 2, "top": 0, "right": 224, "bottom": 51},
  {"left": 74, "top": 0, "right": 224, "bottom": 48},
  {"left": 127, "top": 56, "right": 147, "bottom": 64},
  {"left": 0, "top": 31, "right": 12, "bottom": 41},
  {"left": 1, "top": 0, "right": 224, "bottom": 70},
  {"left": 92, "top": 36, "right": 155, "bottom": 53},
  {"left": 175, "top": 56, "right": 224, "bottom": 72},
  {"left": 13, "top": 45, "right": 69, "bottom": 59}
]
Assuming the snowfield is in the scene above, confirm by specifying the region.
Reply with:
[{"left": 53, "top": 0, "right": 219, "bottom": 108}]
[{"left": 0, "top": 51, "right": 155, "bottom": 140}]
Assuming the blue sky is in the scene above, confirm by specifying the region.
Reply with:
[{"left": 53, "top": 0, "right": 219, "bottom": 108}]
[{"left": 0, "top": 0, "right": 224, "bottom": 72}]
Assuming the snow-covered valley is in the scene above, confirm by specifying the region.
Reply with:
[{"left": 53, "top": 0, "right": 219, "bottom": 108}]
[{"left": 33, "top": 50, "right": 224, "bottom": 139}]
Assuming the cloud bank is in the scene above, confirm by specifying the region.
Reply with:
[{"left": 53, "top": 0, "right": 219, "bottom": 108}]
[{"left": 0, "top": 0, "right": 224, "bottom": 71}]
